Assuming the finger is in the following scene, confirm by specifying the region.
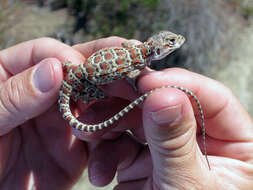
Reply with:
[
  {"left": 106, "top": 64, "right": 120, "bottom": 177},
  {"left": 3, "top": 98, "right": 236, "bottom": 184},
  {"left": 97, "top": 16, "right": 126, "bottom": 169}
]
[
  {"left": 88, "top": 134, "right": 141, "bottom": 187},
  {"left": 0, "top": 37, "right": 84, "bottom": 78},
  {"left": 200, "top": 137, "right": 253, "bottom": 161},
  {"left": 139, "top": 68, "right": 253, "bottom": 142},
  {"left": 117, "top": 147, "right": 152, "bottom": 182},
  {"left": 73, "top": 36, "right": 127, "bottom": 58},
  {"left": 114, "top": 179, "right": 146, "bottom": 190},
  {"left": 0, "top": 132, "right": 13, "bottom": 177},
  {"left": 142, "top": 87, "right": 216, "bottom": 188},
  {"left": 0, "top": 58, "right": 62, "bottom": 135}
]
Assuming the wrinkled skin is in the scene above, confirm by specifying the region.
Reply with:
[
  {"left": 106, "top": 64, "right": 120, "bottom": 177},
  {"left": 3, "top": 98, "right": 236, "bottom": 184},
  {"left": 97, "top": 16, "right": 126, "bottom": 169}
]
[{"left": 0, "top": 37, "right": 253, "bottom": 190}]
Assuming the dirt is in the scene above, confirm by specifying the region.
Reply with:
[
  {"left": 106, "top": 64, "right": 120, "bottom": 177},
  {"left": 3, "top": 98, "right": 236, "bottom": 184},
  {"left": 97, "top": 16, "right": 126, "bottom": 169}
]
[
  {"left": 2, "top": 5, "right": 70, "bottom": 47},
  {"left": 211, "top": 20, "right": 253, "bottom": 114}
]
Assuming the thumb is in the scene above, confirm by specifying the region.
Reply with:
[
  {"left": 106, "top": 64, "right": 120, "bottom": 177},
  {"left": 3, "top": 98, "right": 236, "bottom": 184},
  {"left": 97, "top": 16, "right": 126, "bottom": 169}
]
[
  {"left": 0, "top": 58, "right": 62, "bottom": 135},
  {"left": 142, "top": 88, "right": 211, "bottom": 189}
]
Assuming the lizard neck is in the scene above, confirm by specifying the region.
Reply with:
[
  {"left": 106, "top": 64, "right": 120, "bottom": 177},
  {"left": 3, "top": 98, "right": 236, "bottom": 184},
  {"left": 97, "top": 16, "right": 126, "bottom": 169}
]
[
  {"left": 127, "top": 43, "right": 153, "bottom": 68},
  {"left": 136, "top": 42, "right": 154, "bottom": 60}
]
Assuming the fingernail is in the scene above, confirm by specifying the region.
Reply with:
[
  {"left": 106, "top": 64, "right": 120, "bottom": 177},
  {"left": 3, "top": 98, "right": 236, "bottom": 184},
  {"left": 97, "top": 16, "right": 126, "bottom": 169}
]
[
  {"left": 150, "top": 104, "right": 182, "bottom": 125},
  {"left": 33, "top": 61, "right": 55, "bottom": 92}
]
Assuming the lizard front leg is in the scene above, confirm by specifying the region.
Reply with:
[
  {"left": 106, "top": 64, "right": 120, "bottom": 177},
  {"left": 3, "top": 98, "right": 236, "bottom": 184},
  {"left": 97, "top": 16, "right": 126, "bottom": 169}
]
[
  {"left": 125, "top": 60, "right": 151, "bottom": 92},
  {"left": 125, "top": 69, "right": 142, "bottom": 91}
]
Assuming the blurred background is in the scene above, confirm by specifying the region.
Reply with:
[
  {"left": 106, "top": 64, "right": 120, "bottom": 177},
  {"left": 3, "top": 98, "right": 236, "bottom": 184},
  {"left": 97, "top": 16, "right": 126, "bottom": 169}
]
[{"left": 1, "top": 0, "right": 252, "bottom": 189}]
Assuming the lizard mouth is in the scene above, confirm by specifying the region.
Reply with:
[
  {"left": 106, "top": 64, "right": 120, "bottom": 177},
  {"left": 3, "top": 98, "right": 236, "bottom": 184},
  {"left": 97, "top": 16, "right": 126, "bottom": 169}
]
[{"left": 152, "top": 48, "right": 175, "bottom": 60}]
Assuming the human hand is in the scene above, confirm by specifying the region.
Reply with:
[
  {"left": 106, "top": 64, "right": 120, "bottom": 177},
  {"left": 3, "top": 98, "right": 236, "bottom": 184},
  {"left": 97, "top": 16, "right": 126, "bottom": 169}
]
[
  {"left": 81, "top": 67, "right": 253, "bottom": 189},
  {"left": 0, "top": 37, "right": 128, "bottom": 189}
]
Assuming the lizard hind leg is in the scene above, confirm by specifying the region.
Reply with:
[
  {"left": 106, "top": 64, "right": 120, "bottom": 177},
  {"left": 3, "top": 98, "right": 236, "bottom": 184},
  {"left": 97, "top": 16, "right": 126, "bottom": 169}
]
[
  {"left": 126, "top": 69, "right": 142, "bottom": 92},
  {"left": 72, "top": 80, "right": 105, "bottom": 104}
]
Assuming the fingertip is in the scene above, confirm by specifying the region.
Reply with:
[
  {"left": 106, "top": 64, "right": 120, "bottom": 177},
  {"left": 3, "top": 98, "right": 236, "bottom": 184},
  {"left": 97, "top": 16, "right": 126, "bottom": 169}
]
[
  {"left": 143, "top": 88, "right": 193, "bottom": 126},
  {"left": 142, "top": 87, "right": 211, "bottom": 178},
  {"left": 127, "top": 39, "right": 142, "bottom": 45},
  {"left": 142, "top": 87, "right": 196, "bottom": 145},
  {"left": 88, "top": 141, "right": 118, "bottom": 187}
]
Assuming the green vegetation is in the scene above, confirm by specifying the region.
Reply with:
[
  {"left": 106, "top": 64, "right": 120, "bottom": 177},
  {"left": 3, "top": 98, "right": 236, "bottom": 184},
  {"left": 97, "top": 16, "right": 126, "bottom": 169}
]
[
  {"left": 49, "top": 0, "right": 229, "bottom": 73},
  {"left": 50, "top": 0, "right": 159, "bottom": 38}
]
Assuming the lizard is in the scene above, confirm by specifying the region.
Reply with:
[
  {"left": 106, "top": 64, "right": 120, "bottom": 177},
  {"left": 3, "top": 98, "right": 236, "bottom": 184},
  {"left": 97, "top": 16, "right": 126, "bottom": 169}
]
[{"left": 58, "top": 31, "right": 210, "bottom": 169}]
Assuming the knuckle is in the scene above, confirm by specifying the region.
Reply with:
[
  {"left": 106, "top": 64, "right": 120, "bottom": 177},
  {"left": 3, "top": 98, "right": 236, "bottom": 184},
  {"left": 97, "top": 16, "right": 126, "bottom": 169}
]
[
  {"left": 1, "top": 77, "right": 25, "bottom": 116},
  {"left": 34, "top": 37, "right": 65, "bottom": 50}
]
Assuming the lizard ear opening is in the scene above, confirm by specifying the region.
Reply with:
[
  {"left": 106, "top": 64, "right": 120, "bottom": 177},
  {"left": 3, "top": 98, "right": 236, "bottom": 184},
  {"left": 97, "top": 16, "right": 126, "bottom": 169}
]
[
  {"left": 156, "top": 48, "right": 160, "bottom": 55},
  {"left": 169, "top": 38, "right": 176, "bottom": 44}
]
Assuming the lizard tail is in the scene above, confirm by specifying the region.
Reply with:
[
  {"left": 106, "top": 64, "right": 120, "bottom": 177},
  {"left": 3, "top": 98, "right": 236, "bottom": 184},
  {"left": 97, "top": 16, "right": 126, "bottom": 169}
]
[
  {"left": 58, "top": 84, "right": 210, "bottom": 169},
  {"left": 58, "top": 77, "right": 153, "bottom": 133},
  {"left": 58, "top": 83, "right": 153, "bottom": 132},
  {"left": 59, "top": 84, "right": 203, "bottom": 135}
]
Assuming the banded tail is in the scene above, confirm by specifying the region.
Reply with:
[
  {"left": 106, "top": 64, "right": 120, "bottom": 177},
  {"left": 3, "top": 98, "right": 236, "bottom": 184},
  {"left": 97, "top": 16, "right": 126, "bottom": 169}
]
[{"left": 58, "top": 84, "right": 210, "bottom": 170}]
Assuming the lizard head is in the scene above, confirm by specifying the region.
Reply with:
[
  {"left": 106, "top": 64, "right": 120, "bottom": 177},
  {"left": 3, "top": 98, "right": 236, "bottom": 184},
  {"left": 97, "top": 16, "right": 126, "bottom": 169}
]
[{"left": 147, "top": 31, "right": 185, "bottom": 60}]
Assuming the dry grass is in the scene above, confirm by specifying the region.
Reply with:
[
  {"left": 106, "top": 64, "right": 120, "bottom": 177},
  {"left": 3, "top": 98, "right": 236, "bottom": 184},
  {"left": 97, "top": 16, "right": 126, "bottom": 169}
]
[
  {"left": 0, "top": 4, "right": 73, "bottom": 49},
  {"left": 0, "top": 0, "right": 24, "bottom": 49}
]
